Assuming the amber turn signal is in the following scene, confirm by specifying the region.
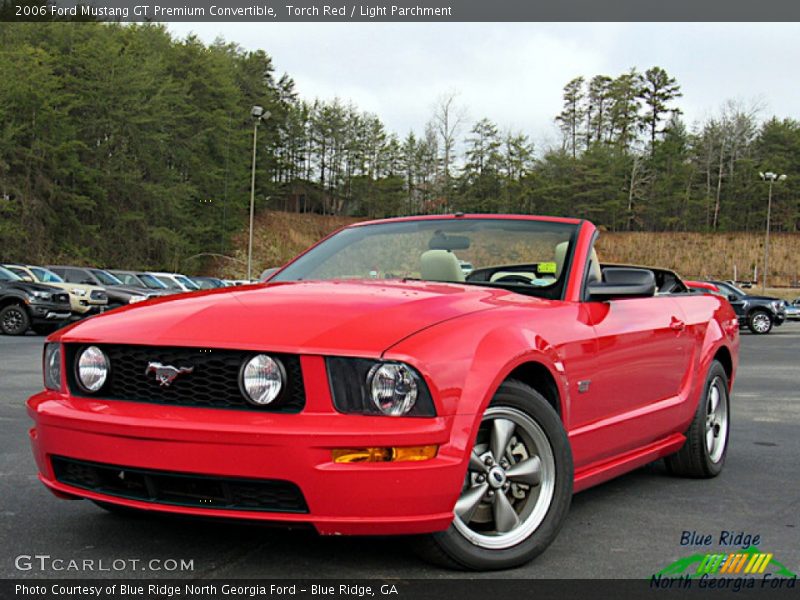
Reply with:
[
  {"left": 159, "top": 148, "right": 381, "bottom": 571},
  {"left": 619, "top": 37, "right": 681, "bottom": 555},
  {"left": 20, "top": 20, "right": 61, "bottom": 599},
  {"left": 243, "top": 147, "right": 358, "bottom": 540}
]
[{"left": 332, "top": 445, "right": 438, "bottom": 463}]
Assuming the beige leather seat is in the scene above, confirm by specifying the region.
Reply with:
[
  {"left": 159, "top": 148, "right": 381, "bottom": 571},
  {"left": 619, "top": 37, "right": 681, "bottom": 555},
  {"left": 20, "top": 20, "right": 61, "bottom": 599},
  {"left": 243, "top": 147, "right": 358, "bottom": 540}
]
[
  {"left": 420, "top": 250, "right": 465, "bottom": 282},
  {"left": 554, "top": 241, "right": 602, "bottom": 282}
]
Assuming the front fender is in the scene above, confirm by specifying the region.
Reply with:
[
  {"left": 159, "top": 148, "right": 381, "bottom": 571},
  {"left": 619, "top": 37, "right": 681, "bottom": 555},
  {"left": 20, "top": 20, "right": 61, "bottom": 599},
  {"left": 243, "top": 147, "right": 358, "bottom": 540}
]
[
  {"left": 383, "top": 306, "right": 574, "bottom": 420},
  {"left": 676, "top": 300, "right": 739, "bottom": 432}
]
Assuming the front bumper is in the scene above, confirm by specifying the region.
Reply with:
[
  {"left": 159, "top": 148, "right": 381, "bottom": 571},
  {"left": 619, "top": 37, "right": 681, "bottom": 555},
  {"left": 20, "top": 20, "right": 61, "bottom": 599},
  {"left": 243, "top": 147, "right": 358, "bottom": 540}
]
[
  {"left": 70, "top": 298, "right": 108, "bottom": 315},
  {"left": 28, "top": 301, "right": 72, "bottom": 324},
  {"left": 69, "top": 303, "right": 108, "bottom": 319},
  {"left": 27, "top": 380, "right": 469, "bottom": 535}
]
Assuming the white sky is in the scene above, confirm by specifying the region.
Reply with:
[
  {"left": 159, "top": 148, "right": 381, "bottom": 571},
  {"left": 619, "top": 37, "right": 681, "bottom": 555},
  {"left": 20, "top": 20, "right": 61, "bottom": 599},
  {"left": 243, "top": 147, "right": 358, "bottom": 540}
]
[{"left": 167, "top": 23, "right": 800, "bottom": 147}]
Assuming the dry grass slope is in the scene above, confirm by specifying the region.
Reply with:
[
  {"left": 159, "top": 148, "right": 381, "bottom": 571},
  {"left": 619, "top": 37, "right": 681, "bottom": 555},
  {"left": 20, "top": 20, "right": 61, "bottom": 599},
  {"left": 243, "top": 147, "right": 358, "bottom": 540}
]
[{"left": 225, "top": 212, "right": 800, "bottom": 294}]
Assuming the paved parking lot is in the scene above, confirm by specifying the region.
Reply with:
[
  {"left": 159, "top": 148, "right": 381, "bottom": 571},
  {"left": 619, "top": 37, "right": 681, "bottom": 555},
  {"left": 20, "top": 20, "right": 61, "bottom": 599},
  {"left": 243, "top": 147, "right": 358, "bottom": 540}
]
[{"left": 1, "top": 325, "right": 798, "bottom": 579}]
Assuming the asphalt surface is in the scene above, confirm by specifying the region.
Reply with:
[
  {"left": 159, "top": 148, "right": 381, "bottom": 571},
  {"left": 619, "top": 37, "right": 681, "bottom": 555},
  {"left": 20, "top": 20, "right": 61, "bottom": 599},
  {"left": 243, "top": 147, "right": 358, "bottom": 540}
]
[{"left": 1, "top": 325, "right": 798, "bottom": 580}]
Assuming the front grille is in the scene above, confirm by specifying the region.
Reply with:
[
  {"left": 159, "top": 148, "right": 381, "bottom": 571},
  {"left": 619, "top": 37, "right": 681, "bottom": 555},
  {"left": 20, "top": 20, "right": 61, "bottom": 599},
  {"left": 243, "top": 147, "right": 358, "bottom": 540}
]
[
  {"left": 54, "top": 293, "right": 69, "bottom": 304},
  {"left": 52, "top": 456, "right": 308, "bottom": 513},
  {"left": 65, "top": 344, "right": 305, "bottom": 412}
]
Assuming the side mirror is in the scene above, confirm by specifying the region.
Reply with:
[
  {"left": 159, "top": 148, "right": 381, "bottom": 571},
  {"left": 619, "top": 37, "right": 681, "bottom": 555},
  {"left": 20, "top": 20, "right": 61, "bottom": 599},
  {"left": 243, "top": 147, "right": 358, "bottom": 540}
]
[
  {"left": 588, "top": 267, "right": 656, "bottom": 301},
  {"left": 81, "top": 279, "right": 95, "bottom": 285}
]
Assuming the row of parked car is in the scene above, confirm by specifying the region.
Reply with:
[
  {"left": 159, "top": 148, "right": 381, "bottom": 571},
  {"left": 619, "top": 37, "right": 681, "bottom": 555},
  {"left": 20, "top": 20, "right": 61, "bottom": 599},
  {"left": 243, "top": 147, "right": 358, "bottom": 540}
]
[
  {"left": 685, "top": 279, "right": 799, "bottom": 334},
  {"left": 0, "top": 263, "right": 254, "bottom": 336}
]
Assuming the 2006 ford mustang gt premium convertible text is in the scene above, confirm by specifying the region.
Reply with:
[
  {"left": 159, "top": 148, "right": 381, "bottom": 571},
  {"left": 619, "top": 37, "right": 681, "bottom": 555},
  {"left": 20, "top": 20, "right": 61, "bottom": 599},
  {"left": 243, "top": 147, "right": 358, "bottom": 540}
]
[{"left": 28, "top": 215, "right": 738, "bottom": 570}]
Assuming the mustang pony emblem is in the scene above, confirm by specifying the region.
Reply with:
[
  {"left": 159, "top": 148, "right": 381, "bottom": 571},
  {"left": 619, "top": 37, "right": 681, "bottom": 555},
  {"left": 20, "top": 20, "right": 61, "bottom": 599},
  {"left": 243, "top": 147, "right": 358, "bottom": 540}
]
[{"left": 145, "top": 362, "right": 194, "bottom": 387}]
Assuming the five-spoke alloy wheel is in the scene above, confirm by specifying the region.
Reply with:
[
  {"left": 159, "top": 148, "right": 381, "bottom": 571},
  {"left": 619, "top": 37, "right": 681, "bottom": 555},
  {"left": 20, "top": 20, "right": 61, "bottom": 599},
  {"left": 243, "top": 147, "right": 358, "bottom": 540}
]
[
  {"left": 453, "top": 406, "right": 556, "bottom": 550},
  {"left": 416, "top": 379, "right": 572, "bottom": 570}
]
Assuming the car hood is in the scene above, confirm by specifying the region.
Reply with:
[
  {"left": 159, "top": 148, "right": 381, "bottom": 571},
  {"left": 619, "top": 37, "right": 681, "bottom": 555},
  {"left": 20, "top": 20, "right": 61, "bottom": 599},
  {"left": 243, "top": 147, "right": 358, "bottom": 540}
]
[
  {"left": 0, "top": 281, "right": 65, "bottom": 294},
  {"left": 56, "top": 280, "right": 523, "bottom": 355},
  {"left": 743, "top": 295, "right": 782, "bottom": 303},
  {"left": 104, "top": 285, "right": 149, "bottom": 296}
]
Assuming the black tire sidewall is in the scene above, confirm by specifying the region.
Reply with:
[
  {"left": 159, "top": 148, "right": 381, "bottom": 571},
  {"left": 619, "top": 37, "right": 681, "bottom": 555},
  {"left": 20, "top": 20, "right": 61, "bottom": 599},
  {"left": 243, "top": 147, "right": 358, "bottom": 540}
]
[
  {"left": 699, "top": 362, "right": 730, "bottom": 475},
  {"left": 0, "top": 304, "right": 30, "bottom": 335},
  {"left": 426, "top": 380, "right": 573, "bottom": 570}
]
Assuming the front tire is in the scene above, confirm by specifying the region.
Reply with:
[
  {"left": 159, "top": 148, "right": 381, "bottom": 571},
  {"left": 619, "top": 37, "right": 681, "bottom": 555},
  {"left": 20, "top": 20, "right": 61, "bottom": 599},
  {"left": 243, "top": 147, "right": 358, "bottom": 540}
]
[
  {"left": 415, "top": 380, "right": 573, "bottom": 570},
  {"left": 747, "top": 310, "right": 773, "bottom": 334},
  {"left": 0, "top": 304, "right": 30, "bottom": 335},
  {"left": 665, "top": 360, "right": 730, "bottom": 478}
]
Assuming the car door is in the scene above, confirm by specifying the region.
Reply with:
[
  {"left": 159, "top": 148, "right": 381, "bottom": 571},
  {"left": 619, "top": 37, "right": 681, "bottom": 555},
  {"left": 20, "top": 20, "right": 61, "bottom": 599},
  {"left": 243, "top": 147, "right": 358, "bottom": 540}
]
[{"left": 571, "top": 286, "right": 691, "bottom": 462}]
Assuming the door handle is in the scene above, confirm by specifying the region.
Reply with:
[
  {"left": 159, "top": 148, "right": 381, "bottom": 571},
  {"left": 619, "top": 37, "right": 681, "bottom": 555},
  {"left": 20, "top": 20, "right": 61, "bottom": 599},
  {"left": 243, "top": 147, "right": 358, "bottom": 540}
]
[{"left": 670, "top": 317, "right": 686, "bottom": 331}]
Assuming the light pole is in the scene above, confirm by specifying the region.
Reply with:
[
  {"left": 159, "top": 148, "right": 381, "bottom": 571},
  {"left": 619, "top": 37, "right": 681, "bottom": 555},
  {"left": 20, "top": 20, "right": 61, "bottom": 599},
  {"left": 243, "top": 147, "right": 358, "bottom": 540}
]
[
  {"left": 759, "top": 171, "right": 787, "bottom": 291},
  {"left": 248, "top": 105, "right": 270, "bottom": 281}
]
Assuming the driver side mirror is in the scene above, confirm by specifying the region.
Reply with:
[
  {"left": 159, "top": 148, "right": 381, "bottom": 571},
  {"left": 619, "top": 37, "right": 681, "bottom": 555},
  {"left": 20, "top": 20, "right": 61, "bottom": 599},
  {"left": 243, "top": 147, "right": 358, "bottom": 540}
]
[
  {"left": 728, "top": 294, "right": 737, "bottom": 302},
  {"left": 588, "top": 267, "right": 656, "bottom": 301}
]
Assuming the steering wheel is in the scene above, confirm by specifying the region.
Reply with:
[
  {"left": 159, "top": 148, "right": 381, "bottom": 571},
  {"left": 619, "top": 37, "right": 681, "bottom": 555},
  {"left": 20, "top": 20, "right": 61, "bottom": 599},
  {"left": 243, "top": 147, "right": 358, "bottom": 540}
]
[{"left": 493, "top": 274, "right": 533, "bottom": 285}]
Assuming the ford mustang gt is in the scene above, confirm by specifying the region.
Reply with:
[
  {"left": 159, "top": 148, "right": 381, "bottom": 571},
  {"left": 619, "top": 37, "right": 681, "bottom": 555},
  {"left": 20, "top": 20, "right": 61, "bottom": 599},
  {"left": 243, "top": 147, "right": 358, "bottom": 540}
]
[{"left": 27, "top": 215, "right": 738, "bottom": 570}]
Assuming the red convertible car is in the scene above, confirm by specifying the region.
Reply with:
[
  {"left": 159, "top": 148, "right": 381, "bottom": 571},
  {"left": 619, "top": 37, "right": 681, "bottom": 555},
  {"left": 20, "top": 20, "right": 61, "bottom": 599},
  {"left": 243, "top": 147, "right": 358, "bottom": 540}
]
[{"left": 28, "top": 215, "right": 739, "bottom": 570}]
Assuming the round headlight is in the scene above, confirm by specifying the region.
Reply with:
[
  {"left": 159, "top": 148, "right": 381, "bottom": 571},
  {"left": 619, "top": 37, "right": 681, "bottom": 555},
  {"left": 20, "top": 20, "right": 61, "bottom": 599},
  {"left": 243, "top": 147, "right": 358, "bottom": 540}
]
[
  {"left": 76, "top": 346, "right": 109, "bottom": 392},
  {"left": 368, "top": 362, "right": 419, "bottom": 416},
  {"left": 240, "top": 354, "right": 284, "bottom": 405}
]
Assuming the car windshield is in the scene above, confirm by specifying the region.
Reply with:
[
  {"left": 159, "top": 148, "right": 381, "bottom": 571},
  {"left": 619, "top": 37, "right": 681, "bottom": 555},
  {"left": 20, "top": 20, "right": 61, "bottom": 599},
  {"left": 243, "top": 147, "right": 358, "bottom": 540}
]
[
  {"left": 272, "top": 218, "right": 579, "bottom": 299},
  {"left": 0, "top": 266, "right": 22, "bottom": 282},
  {"left": 155, "top": 275, "right": 182, "bottom": 290},
  {"left": 90, "top": 269, "right": 124, "bottom": 286},
  {"left": 717, "top": 282, "right": 744, "bottom": 297},
  {"left": 137, "top": 273, "right": 167, "bottom": 289},
  {"left": 175, "top": 275, "right": 200, "bottom": 290},
  {"left": 30, "top": 267, "right": 65, "bottom": 283}
]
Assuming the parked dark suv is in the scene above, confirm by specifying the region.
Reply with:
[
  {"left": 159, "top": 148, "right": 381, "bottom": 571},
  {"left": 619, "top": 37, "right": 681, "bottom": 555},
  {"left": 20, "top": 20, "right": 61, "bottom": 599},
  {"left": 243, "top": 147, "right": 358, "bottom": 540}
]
[
  {"left": 0, "top": 266, "right": 72, "bottom": 335},
  {"left": 709, "top": 280, "right": 787, "bottom": 335}
]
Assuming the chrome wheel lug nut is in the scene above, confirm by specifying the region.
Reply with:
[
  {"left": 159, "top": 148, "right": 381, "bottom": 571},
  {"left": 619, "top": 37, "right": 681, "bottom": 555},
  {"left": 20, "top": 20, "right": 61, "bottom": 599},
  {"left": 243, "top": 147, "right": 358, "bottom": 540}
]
[{"left": 476, "top": 475, "right": 485, "bottom": 483}]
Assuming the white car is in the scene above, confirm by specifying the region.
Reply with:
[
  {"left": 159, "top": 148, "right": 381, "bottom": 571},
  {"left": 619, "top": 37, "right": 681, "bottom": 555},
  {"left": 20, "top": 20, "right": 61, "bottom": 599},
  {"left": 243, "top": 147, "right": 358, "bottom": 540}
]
[{"left": 146, "top": 272, "right": 201, "bottom": 293}]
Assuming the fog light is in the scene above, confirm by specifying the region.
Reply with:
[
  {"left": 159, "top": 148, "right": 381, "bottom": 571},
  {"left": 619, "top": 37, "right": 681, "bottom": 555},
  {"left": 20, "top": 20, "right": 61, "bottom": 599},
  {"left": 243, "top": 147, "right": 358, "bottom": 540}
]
[
  {"left": 76, "top": 345, "right": 109, "bottom": 392},
  {"left": 332, "top": 445, "right": 438, "bottom": 463},
  {"left": 240, "top": 354, "right": 284, "bottom": 405}
]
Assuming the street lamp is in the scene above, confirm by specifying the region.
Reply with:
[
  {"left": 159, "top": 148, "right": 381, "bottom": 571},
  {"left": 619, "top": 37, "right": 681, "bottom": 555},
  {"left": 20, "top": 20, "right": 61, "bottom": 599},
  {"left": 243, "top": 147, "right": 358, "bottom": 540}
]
[
  {"left": 248, "top": 105, "right": 271, "bottom": 281},
  {"left": 758, "top": 171, "right": 787, "bottom": 291}
]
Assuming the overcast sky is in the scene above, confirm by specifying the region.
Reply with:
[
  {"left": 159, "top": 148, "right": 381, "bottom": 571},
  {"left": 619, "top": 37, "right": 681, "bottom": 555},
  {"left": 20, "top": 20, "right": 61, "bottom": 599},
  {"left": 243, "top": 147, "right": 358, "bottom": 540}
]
[{"left": 167, "top": 23, "right": 799, "bottom": 147}]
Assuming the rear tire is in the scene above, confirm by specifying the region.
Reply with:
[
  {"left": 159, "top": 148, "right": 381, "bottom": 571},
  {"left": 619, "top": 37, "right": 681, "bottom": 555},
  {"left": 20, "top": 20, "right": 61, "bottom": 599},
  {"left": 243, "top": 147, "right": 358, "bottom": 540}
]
[
  {"left": 0, "top": 304, "right": 30, "bottom": 335},
  {"left": 747, "top": 310, "right": 773, "bottom": 334},
  {"left": 414, "top": 379, "right": 573, "bottom": 570},
  {"left": 665, "top": 360, "right": 730, "bottom": 478}
]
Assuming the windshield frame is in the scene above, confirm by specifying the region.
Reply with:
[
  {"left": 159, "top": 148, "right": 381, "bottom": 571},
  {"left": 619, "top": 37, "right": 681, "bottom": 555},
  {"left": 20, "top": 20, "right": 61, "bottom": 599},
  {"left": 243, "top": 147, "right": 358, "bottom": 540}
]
[
  {"left": 272, "top": 216, "right": 581, "bottom": 300},
  {"left": 0, "top": 266, "right": 22, "bottom": 282}
]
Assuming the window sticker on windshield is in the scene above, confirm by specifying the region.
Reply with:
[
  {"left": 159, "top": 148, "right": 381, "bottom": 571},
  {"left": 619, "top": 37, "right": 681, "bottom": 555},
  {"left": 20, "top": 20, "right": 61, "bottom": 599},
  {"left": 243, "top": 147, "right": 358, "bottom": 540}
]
[{"left": 537, "top": 262, "right": 557, "bottom": 274}]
